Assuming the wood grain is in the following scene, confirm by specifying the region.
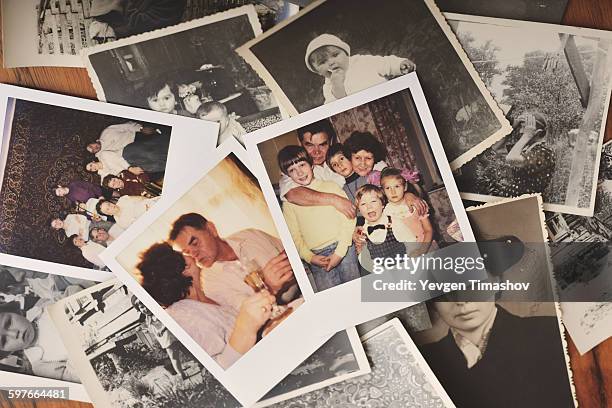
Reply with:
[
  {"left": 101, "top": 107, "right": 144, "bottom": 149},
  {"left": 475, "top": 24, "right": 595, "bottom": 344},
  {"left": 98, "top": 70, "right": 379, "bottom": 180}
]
[{"left": 0, "top": 0, "right": 610, "bottom": 407}]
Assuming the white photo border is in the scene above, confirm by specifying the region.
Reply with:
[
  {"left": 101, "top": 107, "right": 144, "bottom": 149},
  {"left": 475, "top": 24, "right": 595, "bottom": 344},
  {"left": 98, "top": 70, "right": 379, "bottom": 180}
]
[
  {"left": 245, "top": 73, "right": 477, "bottom": 335},
  {"left": 445, "top": 12, "right": 612, "bottom": 217},
  {"left": 0, "top": 83, "right": 219, "bottom": 278},
  {"left": 254, "top": 326, "right": 370, "bottom": 407},
  {"left": 0, "top": 253, "right": 111, "bottom": 403},
  {"left": 100, "top": 137, "right": 335, "bottom": 407}
]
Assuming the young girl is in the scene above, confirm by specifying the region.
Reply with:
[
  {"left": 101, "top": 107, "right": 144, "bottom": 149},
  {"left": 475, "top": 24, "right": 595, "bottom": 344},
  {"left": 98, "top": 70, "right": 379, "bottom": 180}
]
[{"left": 379, "top": 167, "right": 435, "bottom": 256}]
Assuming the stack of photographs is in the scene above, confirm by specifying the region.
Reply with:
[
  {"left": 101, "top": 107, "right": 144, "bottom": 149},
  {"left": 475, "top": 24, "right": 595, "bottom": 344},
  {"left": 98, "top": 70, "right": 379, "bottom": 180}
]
[{"left": 3, "top": 1, "right": 611, "bottom": 408}]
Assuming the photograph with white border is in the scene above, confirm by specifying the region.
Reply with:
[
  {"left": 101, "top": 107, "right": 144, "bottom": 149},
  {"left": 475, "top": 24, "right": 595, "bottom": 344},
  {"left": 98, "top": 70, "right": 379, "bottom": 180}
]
[
  {"left": 405, "top": 194, "right": 576, "bottom": 408},
  {"left": 47, "top": 276, "right": 368, "bottom": 408},
  {"left": 1, "top": 0, "right": 298, "bottom": 68},
  {"left": 0, "top": 83, "right": 218, "bottom": 278},
  {"left": 0, "top": 253, "right": 111, "bottom": 403},
  {"left": 546, "top": 141, "right": 612, "bottom": 354},
  {"left": 83, "top": 5, "right": 284, "bottom": 147},
  {"left": 245, "top": 74, "right": 479, "bottom": 335},
  {"left": 269, "top": 318, "right": 456, "bottom": 407},
  {"left": 237, "top": 0, "right": 512, "bottom": 169},
  {"left": 448, "top": 14, "right": 612, "bottom": 216},
  {"left": 99, "top": 138, "right": 338, "bottom": 406}
]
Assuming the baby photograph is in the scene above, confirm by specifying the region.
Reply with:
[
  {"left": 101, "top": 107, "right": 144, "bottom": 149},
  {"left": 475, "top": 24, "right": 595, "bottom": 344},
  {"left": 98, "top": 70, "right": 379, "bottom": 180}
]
[{"left": 239, "top": 0, "right": 511, "bottom": 168}]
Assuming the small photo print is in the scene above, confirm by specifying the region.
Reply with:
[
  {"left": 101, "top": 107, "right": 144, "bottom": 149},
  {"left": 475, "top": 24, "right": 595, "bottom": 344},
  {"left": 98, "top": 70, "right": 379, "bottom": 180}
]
[
  {"left": 1, "top": 0, "right": 298, "bottom": 68},
  {"left": 112, "top": 153, "right": 304, "bottom": 370},
  {"left": 253, "top": 86, "right": 469, "bottom": 294},
  {"left": 414, "top": 301, "right": 575, "bottom": 408},
  {"left": 0, "top": 97, "right": 172, "bottom": 271},
  {"left": 84, "top": 6, "right": 282, "bottom": 146},
  {"left": 49, "top": 279, "right": 241, "bottom": 408},
  {"left": 449, "top": 16, "right": 612, "bottom": 215},
  {"left": 408, "top": 194, "right": 575, "bottom": 408},
  {"left": 0, "top": 263, "right": 98, "bottom": 383},
  {"left": 269, "top": 319, "right": 455, "bottom": 407},
  {"left": 238, "top": 0, "right": 512, "bottom": 168}
]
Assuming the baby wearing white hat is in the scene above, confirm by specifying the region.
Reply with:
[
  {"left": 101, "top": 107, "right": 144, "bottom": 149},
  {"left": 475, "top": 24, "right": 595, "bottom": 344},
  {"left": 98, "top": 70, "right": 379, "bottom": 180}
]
[{"left": 305, "top": 34, "right": 416, "bottom": 103}]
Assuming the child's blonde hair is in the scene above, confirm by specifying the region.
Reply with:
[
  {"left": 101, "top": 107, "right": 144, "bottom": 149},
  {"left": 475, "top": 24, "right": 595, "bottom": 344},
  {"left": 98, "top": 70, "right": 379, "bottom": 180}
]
[{"left": 355, "top": 184, "right": 386, "bottom": 205}]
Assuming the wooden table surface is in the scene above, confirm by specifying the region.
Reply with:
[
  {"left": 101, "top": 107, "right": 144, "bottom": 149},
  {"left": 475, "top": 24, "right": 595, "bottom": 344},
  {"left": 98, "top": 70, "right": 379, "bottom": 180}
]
[{"left": 1, "top": 1, "right": 612, "bottom": 407}]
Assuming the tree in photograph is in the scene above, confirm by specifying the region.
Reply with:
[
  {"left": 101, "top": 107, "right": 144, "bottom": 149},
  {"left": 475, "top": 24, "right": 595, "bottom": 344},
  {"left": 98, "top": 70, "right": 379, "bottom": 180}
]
[
  {"left": 501, "top": 48, "right": 593, "bottom": 136},
  {"left": 458, "top": 31, "right": 502, "bottom": 88}
]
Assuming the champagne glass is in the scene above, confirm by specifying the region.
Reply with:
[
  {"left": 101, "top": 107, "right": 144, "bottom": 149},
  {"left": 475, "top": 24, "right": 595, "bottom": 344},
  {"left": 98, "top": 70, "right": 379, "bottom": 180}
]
[{"left": 243, "top": 259, "right": 287, "bottom": 319}]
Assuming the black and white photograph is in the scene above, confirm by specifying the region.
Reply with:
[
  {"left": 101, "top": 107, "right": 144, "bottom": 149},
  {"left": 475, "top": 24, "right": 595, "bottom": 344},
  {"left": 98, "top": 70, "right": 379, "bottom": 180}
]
[
  {"left": 49, "top": 278, "right": 368, "bottom": 408},
  {"left": 83, "top": 5, "right": 283, "bottom": 147},
  {"left": 437, "top": 0, "right": 569, "bottom": 24},
  {"left": 1, "top": 0, "right": 298, "bottom": 68},
  {"left": 0, "top": 255, "right": 107, "bottom": 402},
  {"left": 465, "top": 194, "right": 556, "bottom": 306},
  {"left": 255, "top": 330, "right": 368, "bottom": 407},
  {"left": 99, "top": 140, "right": 357, "bottom": 406},
  {"left": 546, "top": 141, "right": 612, "bottom": 354},
  {"left": 402, "top": 194, "right": 576, "bottom": 408},
  {"left": 449, "top": 15, "right": 612, "bottom": 216},
  {"left": 238, "top": 0, "right": 512, "bottom": 169},
  {"left": 0, "top": 84, "right": 217, "bottom": 275},
  {"left": 49, "top": 279, "right": 240, "bottom": 408},
  {"left": 246, "top": 74, "right": 478, "bottom": 334},
  {"left": 414, "top": 300, "right": 574, "bottom": 408},
  {"left": 268, "top": 319, "right": 456, "bottom": 408}
]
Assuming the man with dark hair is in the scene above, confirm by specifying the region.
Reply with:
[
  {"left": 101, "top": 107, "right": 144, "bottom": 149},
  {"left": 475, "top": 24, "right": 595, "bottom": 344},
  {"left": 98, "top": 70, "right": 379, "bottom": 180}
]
[
  {"left": 279, "top": 119, "right": 356, "bottom": 218},
  {"left": 168, "top": 212, "right": 298, "bottom": 314},
  {"left": 421, "top": 301, "right": 574, "bottom": 408}
]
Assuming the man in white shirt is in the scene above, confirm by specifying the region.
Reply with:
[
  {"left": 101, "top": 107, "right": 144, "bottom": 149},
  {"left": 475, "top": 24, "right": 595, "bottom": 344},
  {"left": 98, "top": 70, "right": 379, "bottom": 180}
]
[
  {"left": 87, "top": 122, "right": 143, "bottom": 155},
  {"left": 168, "top": 213, "right": 298, "bottom": 315},
  {"left": 86, "top": 122, "right": 162, "bottom": 182}
]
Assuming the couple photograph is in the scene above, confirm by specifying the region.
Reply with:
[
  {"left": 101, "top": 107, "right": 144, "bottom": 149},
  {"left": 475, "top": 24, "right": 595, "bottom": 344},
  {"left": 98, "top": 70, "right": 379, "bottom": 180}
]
[{"left": 114, "top": 154, "right": 303, "bottom": 369}]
